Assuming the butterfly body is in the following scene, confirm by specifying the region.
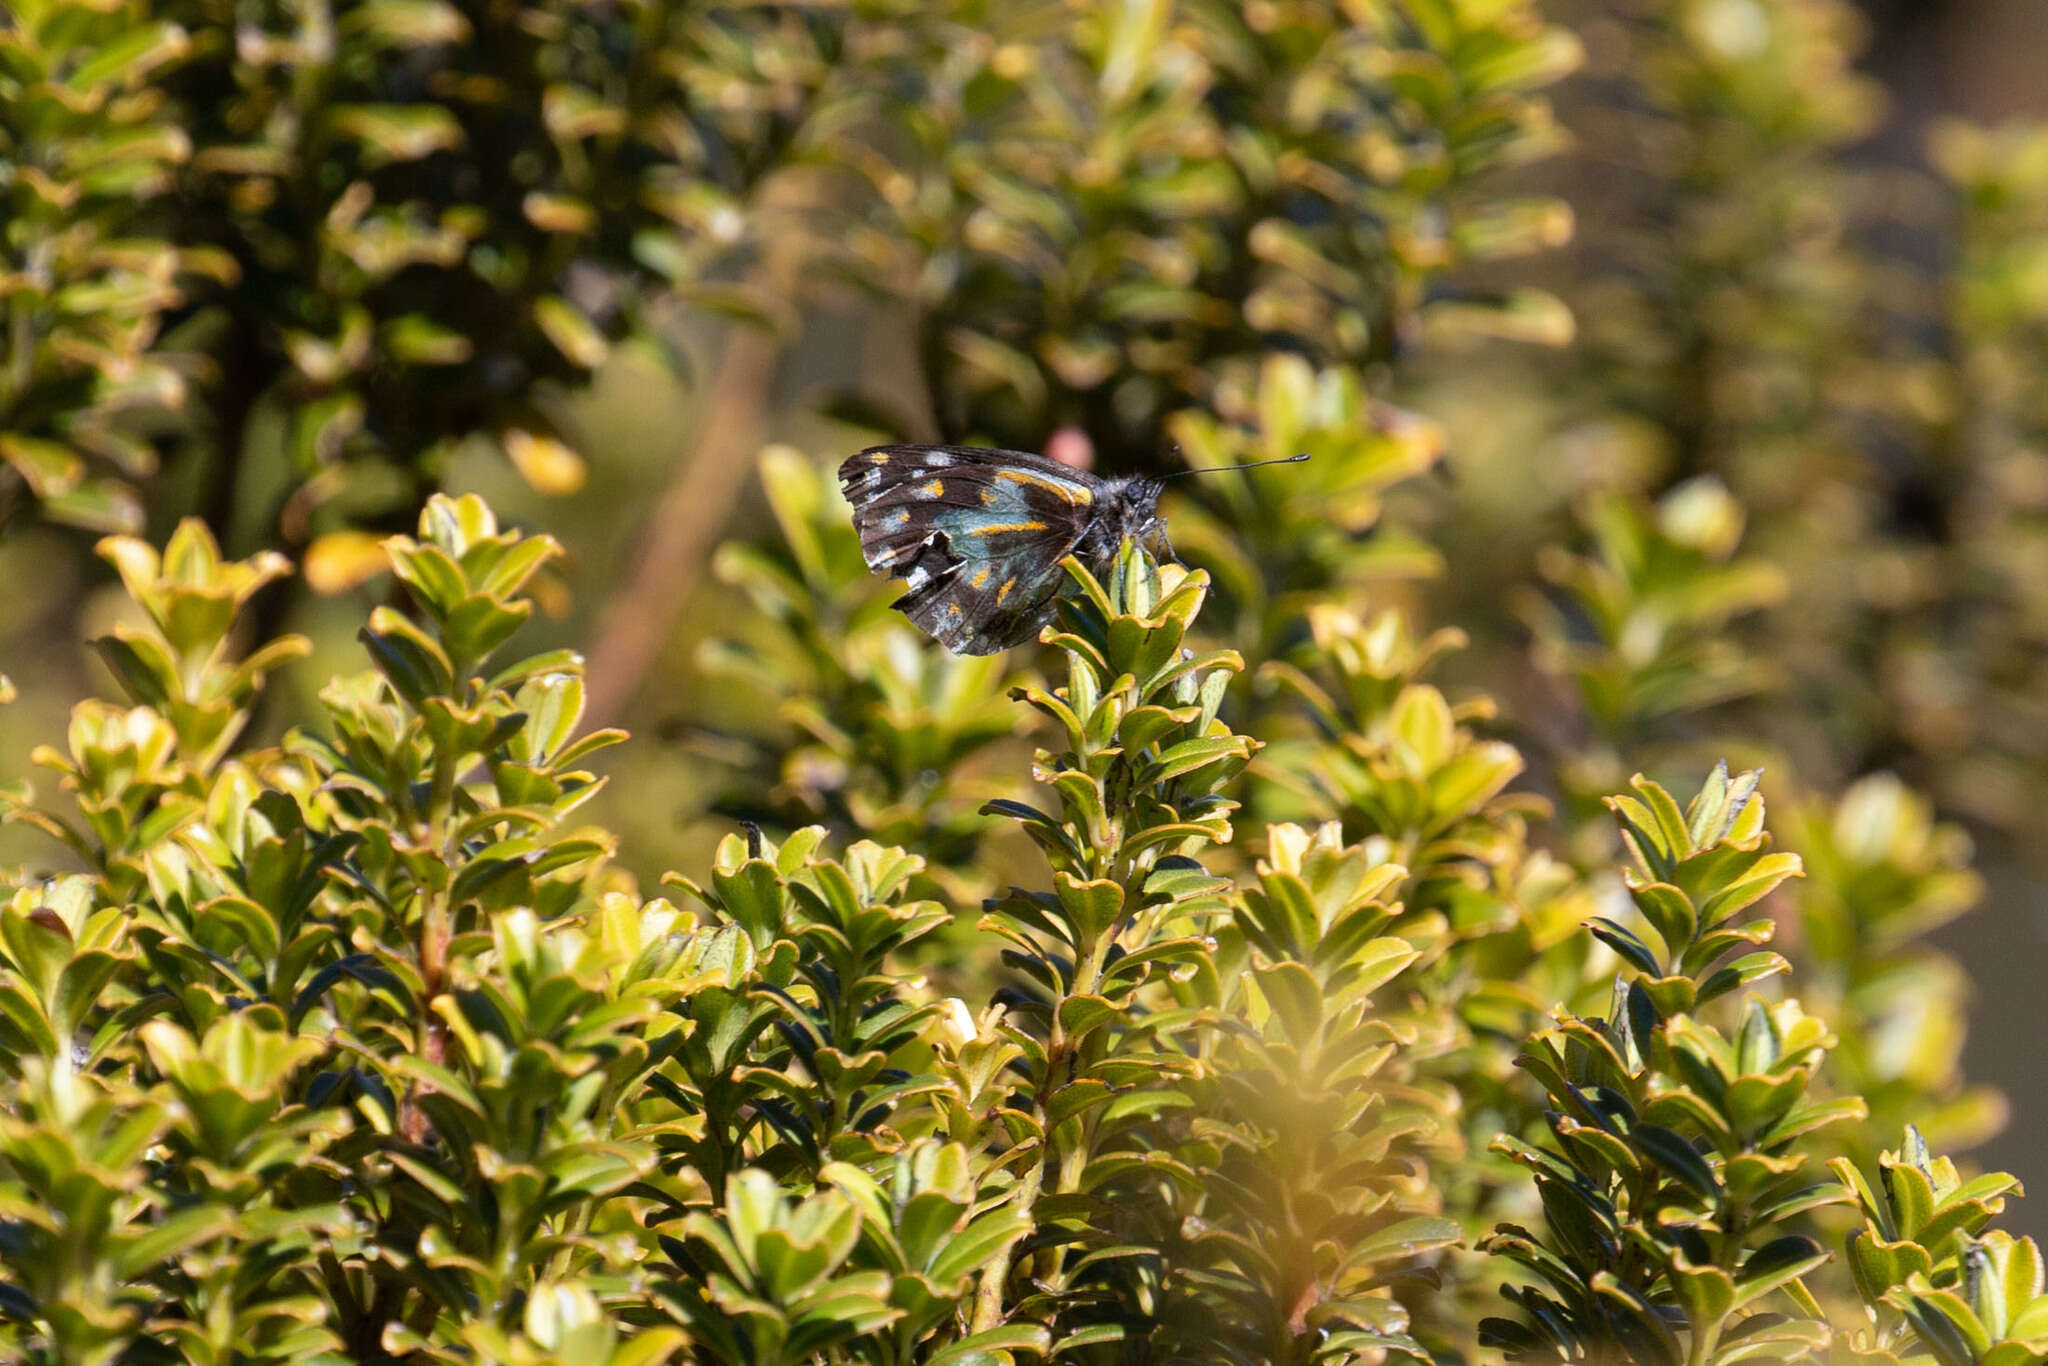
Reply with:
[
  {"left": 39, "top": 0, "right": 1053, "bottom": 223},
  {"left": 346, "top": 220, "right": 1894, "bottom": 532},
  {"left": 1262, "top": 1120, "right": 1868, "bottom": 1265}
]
[{"left": 839, "top": 443, "right": 1166, "bottom": 654}]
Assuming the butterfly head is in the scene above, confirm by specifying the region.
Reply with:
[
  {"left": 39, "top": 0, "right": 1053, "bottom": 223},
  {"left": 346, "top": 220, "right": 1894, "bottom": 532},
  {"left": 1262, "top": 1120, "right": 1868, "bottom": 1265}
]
[{"left": 1080, "top": 475, "right": 1169, "bottom": 561}]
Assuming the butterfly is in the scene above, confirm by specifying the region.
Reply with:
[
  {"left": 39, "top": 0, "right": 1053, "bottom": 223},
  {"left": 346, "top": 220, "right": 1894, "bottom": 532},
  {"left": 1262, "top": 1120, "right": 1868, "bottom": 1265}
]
[{"left": 839, "top": 443, "right": 1307, "bottom": 655}]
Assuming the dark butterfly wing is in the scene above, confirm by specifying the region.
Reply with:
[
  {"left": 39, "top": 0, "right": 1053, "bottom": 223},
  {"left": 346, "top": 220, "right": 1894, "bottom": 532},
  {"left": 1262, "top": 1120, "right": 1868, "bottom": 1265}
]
[
  {"left": 887, "top": 530, "right": 1065, "bottom": 654},
  {"left": 838, "top": 444, "right": 1101, "bottom": 654},
  {"left": 840, "top": 443, "right": 1086, "bottom": 486}
]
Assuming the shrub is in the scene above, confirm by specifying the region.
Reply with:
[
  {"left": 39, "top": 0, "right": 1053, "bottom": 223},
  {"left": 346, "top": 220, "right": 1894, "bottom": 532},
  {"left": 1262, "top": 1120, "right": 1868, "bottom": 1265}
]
[
  {"left": 1, "top": 0, "right": 2039, "bottom": 1360},
  {"left": 0, "top": 495, "right": 2038, "bottom": 1363},
  {"left": 1428, "top": 0, "right": 2048, "bottom": 846},
  {"left": 1, "top": 0, "right": 871, "bottom": 547},
  {"left": 1, "top": 0, "right": 1575, "bottom": 555}
]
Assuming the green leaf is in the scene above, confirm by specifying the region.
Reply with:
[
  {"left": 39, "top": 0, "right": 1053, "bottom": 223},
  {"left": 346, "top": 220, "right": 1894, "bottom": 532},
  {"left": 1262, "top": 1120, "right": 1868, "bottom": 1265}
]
[
  {"left": 1052, "top": 874, "right": 1124, "bottom": 942},
  {"left": 930, "top": 1325, "right": 1053, "bottom": 1364},
  {"left": 926, "top": 1213, "right": 1034, "bottom": 1284},
  {"left": 385, "top": 1150, "right": 469, "bottom": 1207},
  {"left": 1045, "top": 1079, "right": 1117, "bottom": 1130},
  {"left": 43, "top": 479, "right": 146, "bottom": 533},
  {"left": 1669, "top": 1259, "right": 1736, "bottom": 1331},
  {"left": 1628, "top": 882, "right": 1695, "bottom": 958},
  {"left": 326, "top": 104, "right": 464, "bottom": 163},
  {"left": 1344, "top": 1215, "right": 1463, "bottom": 1270},
  {"left": 1633, "top": 1125, "right": 1719, "bottom": 1202},
  {"left": 534, "top": 296, "right": 610, "bottom": 368},
  {"left": 1731, "top": 1235, "right": 1829, "bottom": 1309},
  {"left": 68, "top": 20, "right": 192, "bottom": 89},
  {"left": 111, "top": 1205, "right": 234, "bottom": 1278},
  {"left": 0, "top": 435, "right": 84, "bottom": 497}
]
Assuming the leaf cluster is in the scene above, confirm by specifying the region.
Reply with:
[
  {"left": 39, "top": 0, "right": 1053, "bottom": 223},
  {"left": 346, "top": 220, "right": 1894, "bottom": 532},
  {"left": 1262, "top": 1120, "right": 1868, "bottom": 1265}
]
[{"left": 854, "top": 0, "right": 1577, "bottom": 453}]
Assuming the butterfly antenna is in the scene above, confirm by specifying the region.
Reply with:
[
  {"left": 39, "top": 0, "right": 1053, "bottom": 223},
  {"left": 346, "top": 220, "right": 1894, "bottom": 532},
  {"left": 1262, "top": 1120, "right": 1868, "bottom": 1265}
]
[{"left": 1161, "top": 452, "right": 1311, "bottom": 479}]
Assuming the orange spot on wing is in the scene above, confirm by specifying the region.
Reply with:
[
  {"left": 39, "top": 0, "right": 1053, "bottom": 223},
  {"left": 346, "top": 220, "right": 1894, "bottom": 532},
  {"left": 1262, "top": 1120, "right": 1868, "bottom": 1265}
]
[
  {"left": 920, "top": 479, "right": 944, "bottom": 497},
  {"left": 997, "top": 470, "right": 1090, "bottom": 503},
  {"left": 969, "top": 521, "right": 1047, "bottom": 536},
  {"left": 996, "top": 578, "right": 1016, "bottom": 605},
  {"left": 972, "top": 568, "right": 991, "bottom": 589},
  {"left": 869, "top": 450, "right": 889, "bottom": 463}
]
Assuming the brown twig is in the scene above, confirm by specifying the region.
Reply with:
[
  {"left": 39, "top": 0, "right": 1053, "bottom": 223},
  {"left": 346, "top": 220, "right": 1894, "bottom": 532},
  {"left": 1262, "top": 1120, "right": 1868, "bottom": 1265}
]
[{"left": 581, "top": 320, "right": 782, "bottom": 729}]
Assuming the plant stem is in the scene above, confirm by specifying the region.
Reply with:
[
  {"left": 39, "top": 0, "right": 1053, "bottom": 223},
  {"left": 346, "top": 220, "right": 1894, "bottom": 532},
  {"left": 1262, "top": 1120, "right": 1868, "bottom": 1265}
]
[{"left": 970, "top": 934, "right": 1109, "bottom": 1331}]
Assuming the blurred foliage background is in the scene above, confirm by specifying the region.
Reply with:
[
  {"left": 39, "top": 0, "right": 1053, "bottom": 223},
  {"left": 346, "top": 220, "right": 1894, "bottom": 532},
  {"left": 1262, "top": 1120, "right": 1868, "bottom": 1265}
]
[{"left": 4, "top": 0, "right": 2047, "bottom": 1260}]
